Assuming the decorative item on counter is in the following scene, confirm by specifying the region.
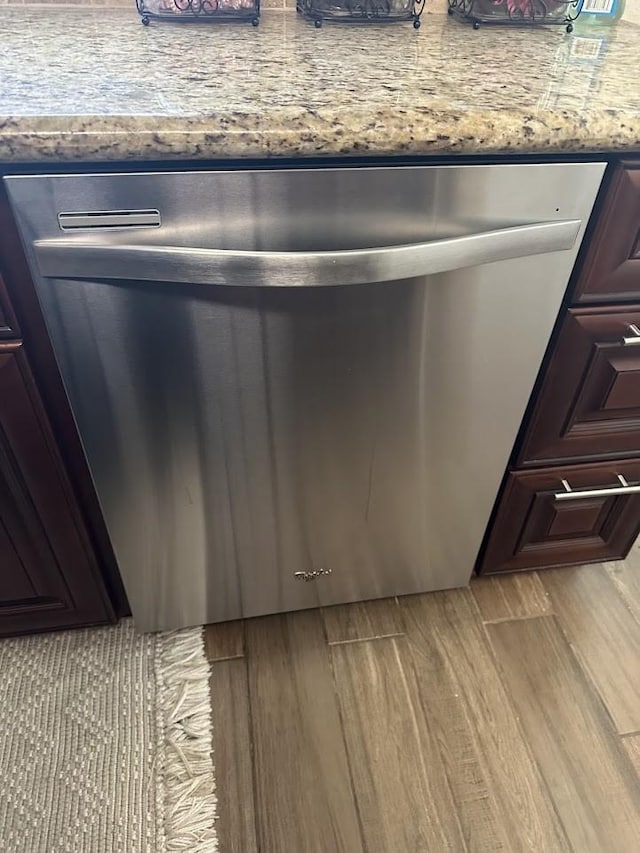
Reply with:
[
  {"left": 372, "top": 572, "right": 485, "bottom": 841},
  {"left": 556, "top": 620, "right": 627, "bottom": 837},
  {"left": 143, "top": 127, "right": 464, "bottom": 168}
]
[
  {"left": 447, "top": 0, "right": 583, "bottom": 31},
  {"left": 296, "top": 0, "right": 426, "bottom": 28},
  {"left": 135, "top": 0, "right": 260, "bottom": 26}
]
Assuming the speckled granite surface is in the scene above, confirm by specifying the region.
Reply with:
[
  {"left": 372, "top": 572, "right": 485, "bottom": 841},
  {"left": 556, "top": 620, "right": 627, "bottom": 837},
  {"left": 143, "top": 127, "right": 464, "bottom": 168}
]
[{"left": 0, "top": 7, "right": 639, "bottom": 162}]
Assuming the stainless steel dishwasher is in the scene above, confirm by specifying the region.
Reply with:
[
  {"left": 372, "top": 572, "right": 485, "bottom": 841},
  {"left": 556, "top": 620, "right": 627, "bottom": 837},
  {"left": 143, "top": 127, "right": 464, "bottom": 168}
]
[{"left": 5, "top": 164, "right": 604, "bottom": 631}]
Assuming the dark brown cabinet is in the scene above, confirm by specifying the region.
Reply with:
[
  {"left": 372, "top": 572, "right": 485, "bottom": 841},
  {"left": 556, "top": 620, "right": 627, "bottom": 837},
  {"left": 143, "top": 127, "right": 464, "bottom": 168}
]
[
  {"left": 481, "top": 459, "right": 640, "bottom": 574},
  {"left": 480, "top": 161, "right": 640, "bottom": 577},
  {"left": 519, "top": 306, "right": 640, "bottom": 465},
  {"left": 574, "top": 164, "right": 640, "bottom": 304},
  {"left": 0, "top": 186, "right": 120, "bottom": 635},
  {"left": 0, "top": 337, "right": 113, "bottom": 635}
]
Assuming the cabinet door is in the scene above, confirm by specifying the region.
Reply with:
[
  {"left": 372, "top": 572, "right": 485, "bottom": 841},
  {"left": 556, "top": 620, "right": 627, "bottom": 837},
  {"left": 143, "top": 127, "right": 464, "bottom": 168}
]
[
  {"left": 574, "top": 164, "right": 640, "bottom": 303},
  {"left": 0, "top": 273, "right": 18, "bottom": 339},
  {"left": 0, "top": 344, "right": 112, "bottom": 635},
  {"left": 478, "top": 459, "right": 640, "bottom": 575},
  {"left": 519, "top": 306, "right": 640, "bottom": 465}
]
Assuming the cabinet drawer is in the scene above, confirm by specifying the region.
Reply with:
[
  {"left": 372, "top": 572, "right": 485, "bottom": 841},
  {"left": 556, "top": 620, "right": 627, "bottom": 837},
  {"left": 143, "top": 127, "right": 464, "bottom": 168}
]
[
  {"left": 0, "top": 273, "right": 18, "bottom": 339},
  {"left": 478, "top": 459, "right": 640, "bottom": 575},
  {"left": 520, "top": 306, "right": 640, "bottom": 465},
  {"left": 574, "top": 164, "right": 640, "bottom": 304}
]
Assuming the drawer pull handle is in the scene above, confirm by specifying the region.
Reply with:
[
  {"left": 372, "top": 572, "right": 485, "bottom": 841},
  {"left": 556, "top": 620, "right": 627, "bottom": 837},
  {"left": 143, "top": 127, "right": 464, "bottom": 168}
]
[
  {"left": 554, "top": 474, "right": 640, "bottom": 501},
  {"left": 622, "top": 324, "right": 640, "bottom": 346}
]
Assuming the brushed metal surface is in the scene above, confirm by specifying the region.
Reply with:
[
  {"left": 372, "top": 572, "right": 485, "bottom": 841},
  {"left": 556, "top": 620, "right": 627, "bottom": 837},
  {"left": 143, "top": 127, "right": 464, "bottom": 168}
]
[
  {"left": 33, "top": 219, "right": 582, "bottom": 287},
  {"left": 5, "top": 164, "right": 605, "bottom": 631}
]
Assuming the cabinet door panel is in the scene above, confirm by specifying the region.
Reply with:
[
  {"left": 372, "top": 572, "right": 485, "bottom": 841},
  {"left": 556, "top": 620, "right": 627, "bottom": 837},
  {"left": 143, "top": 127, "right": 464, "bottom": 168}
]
[
  {"left": 0, "top": 434, "right": 70, "bottom": 610},
  {"left": 0, "top": 518, "right": 36, "bottom": 601},
  {"left": 520, "top": 306, "right": 640, "bottom": 464},
  {"left": 478, "top": 460, "right": 640, "bottom": 575},
  {"left": 0, "top": 344, "right": 112, "bottom": 635},
  {"left": 0, "top": 273, "right": 18, "bottom": 339},
  {"left": 574, "top": 165, "right": 640, "bottom": 303}
]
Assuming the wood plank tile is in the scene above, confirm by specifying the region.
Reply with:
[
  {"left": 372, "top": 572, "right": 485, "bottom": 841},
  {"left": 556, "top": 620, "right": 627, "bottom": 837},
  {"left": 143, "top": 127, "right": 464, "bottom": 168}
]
[
  {"left": 487, "top": 616, "right": 640, "bottom": 852},
  {"left": 471, "top": 572, "right": 551, "bottom": 622},
  {"left": 604, "top": 542, "right": 640, "bottom": 624},
  {"left": 246, "top": 610, "right": 364, "bottom": 853},
  {"left": 209, "top": 658, "right": 257, "bottom": 853},
  {"left": 204, "top": 620, "right": 244, "bottom": 662},
  {"left": 330, "top": 636, "right": 466, "bottom": 851},
  {"left": 541, "top": 565, "right": 640, "bottom": 734},
  {"left": 622, "top": 735, "right": 640, "bottom": 777},
  {"left": 401, "top": 590, "right": 569, "bottom": 853},
  {"left": 322, "top": 597, "right": 403, "bottom": 643}
]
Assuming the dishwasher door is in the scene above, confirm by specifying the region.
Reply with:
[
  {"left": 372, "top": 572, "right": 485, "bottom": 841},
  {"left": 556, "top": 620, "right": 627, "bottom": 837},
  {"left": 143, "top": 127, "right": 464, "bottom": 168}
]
[{"left": 5, "top": 164, "right": 605, "bottom": 631}]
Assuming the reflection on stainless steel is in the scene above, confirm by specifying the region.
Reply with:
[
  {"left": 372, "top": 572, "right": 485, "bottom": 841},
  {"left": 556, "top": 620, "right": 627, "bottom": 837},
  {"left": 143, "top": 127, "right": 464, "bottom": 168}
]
[{"left": 5, "top": 164, "right": 605, "bottom": 632}]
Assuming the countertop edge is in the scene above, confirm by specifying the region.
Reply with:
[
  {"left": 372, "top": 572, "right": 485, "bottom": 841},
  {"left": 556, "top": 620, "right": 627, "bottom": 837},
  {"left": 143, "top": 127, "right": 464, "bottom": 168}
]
[{"left": 2, "top": 109, "right": 640, "bottom": 163}]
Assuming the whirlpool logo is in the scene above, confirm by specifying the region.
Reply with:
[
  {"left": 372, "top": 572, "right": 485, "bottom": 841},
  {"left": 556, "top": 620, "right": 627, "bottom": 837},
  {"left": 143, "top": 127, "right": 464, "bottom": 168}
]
[{"left": 293, "top": 569, "right": 333, "bottom": 582}]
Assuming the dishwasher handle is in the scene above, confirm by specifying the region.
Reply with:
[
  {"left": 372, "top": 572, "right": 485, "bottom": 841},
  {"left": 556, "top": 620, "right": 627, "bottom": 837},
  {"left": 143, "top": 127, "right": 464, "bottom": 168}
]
[{"left": 33, "top": 219, "right": 582, "bottom": 288}]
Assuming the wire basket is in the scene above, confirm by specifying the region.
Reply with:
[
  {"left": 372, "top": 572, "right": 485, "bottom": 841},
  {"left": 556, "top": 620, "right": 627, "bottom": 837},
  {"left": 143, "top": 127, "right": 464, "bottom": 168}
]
[
  {"left": 447, "top": 0, "right": 582, "bottom": 30},
  {"left": 136, "top": 0, "right": 260, "bottom": 25},
  {"left": 296, "top": 0, "right": 426, "bottom": 27}
]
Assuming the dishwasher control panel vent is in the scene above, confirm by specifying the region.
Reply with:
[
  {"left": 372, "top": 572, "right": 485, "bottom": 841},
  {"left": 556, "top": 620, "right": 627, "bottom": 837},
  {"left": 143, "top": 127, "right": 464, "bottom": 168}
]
[{"left": 58, "top": 210, "right": 161, "bottom": 231}]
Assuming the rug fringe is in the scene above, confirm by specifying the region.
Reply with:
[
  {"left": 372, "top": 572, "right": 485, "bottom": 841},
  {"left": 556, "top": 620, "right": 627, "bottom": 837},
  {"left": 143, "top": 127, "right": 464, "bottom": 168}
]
[{"left": 157, "top": 628, "right": 218, "bottom": 853}]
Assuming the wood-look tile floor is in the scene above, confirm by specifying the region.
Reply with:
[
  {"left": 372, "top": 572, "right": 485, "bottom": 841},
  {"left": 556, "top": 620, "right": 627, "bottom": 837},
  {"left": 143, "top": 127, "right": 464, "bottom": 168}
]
[{"left": 205, "top": 542, "right": 640, "bottom": 853}]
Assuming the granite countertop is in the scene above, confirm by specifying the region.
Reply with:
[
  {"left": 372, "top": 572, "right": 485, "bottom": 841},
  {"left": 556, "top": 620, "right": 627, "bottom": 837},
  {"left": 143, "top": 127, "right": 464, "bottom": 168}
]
[{"left": 0, "top": 6, "right": 639, "bottom": 162}]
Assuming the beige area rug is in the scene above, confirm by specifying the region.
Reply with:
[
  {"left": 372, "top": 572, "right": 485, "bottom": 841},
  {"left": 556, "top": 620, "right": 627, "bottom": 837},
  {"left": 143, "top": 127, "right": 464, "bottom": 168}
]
[{"left": 0, "top": 620, "right": 217, "bottom": 853}]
